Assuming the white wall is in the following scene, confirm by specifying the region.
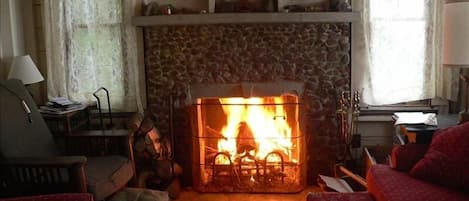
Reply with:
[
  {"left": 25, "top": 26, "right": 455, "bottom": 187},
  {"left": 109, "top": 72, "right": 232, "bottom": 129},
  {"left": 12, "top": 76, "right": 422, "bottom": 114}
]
[
  {"left": 0, "top": 0, "right": 43, "bottom": 103},
  {"left": 357, "top": 119, "right": 395, "bottom": 147},
  {"left": 0, "top": 0, "right": 29, "bottom": 79}
]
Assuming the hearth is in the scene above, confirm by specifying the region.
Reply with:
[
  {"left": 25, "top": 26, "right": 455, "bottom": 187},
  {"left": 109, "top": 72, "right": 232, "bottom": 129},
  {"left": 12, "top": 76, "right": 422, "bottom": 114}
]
[{"left": 189, "top": 82, "right": 306, "bottom": 193}]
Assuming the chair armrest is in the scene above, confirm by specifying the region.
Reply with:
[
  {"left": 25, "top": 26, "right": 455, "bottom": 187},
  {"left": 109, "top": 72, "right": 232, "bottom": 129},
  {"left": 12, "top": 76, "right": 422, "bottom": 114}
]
[
  {"left": 391, "top": 144, "right": 429, "bottom": 172},
  {"left": 338, "top": 165, "right": 367, "bottom": 188},
  {"left": 0, "top": 156, "right": 87, "bottom": 196}
]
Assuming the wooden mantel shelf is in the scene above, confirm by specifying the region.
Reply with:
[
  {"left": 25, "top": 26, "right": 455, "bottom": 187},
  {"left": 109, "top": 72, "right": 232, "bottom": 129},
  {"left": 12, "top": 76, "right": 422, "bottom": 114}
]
[{"left": 132, "top": 12, "right": 360, "bottom": 26}]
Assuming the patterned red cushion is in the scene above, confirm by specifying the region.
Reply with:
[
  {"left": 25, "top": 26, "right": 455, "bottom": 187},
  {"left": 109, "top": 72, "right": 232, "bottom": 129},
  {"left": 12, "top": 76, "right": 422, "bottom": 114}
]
[
  {"left": 409, "top": 122, "right": 469, "bottom": 192},
  {"left": 391, "top": 144, "right": 428, "bottom": 172},
  {"left": 367, "top": 165, "right": 469, "bottom": 201},
  {"left": 306, "top": 192, "right": 373, "bottom": 201}
]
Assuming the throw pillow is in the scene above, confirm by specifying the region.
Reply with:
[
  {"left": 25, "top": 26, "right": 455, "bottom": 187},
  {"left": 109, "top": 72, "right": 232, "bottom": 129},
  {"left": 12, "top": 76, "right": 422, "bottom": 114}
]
[
  {"left": 391, "top": 144, "right": 429, "bottom": 172},
  {"left": 409, "top": 122, "right": 469, "bottom": 192}
]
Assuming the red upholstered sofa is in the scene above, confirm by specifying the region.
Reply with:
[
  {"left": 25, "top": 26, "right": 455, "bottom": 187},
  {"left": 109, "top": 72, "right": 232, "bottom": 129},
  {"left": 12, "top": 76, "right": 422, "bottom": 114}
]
[
  {"left": 307, "top": 192, "right": 373, "bottom": 201},
  {"left": 308, "top": 146, "right": 469, "bottom": 201},
  {"left": 366, "top": 164, "right": 468, "bottom": 201},
  {"left": 308, "top": 122, "right": 469, "bottom": 201}
]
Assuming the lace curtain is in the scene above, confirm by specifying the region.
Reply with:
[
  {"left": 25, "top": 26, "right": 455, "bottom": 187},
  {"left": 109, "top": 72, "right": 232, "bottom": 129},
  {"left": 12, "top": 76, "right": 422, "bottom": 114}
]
[
  {"left": 352, "top": 0, "right": 459, "bottom": 105},
  {"left": 44, "top": 0, "right": 142, "bottom": 112}
]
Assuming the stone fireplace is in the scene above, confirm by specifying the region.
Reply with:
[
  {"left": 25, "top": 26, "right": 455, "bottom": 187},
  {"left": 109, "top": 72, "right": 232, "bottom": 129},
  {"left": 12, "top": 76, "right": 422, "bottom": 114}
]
[{"left": 143, "top": 23, "right": 351, "bottom": 187}]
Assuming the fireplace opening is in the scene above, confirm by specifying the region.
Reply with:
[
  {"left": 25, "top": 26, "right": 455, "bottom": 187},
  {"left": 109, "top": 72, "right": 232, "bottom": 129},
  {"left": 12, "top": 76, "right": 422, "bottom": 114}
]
[{"left": 191, "top": 94, "right": 306, "bottom": 193}]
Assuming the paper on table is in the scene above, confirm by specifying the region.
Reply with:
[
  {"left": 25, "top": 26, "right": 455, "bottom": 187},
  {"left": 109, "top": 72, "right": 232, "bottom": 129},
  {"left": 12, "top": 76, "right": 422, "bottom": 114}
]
[
  {"left": 49, "top": 97, "right": 79, "bottom": 106},
  {"left": 393, "top": 112, "right": 437, "bottom": 126},
  {"left": 318, "top": 175, "right": 354, "bottom": 193}
]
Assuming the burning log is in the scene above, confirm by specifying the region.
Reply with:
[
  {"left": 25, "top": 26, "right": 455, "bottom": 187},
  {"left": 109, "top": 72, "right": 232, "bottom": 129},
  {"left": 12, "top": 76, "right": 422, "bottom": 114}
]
[
  {"left": 205, "top": 126, "right": 228, "bottom": 140},
  {"left": 236, "top": 122, "right": 257, "bottom": 154}
]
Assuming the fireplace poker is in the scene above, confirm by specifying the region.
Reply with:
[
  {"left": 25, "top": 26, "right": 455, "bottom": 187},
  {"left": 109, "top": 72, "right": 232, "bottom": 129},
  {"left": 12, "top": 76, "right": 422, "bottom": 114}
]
[{"left": 169, "top": 95, "right": 175, "bottom": 177}]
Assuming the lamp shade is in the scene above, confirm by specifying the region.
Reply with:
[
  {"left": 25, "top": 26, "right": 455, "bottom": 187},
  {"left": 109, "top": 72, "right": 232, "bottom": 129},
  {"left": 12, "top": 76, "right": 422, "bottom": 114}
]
[
  {"left": 443, "top": 2, "right": 469, "bottom": 67},
  {"left": 8, "top": 55, "right": 44, "bottom": 85}
]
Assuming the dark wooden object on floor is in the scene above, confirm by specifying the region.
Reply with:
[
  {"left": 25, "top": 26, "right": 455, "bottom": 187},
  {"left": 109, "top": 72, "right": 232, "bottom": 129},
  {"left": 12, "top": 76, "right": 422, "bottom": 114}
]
[
  {"left": 42, "top": 107, "right": 90, "bottom": 135},
  {"left": 0, "top": 193, "right": 94, "bottom": 201},
  {"left": 397, "top": 114, "right": 458, "bottom": 144},
  {"left": 62, "top": 129, "right": 133, "bottom": 157}
]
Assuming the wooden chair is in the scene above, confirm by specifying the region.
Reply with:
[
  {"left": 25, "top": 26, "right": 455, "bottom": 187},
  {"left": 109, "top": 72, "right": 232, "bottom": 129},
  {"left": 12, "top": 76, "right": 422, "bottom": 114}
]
[{"left": 0, "top": 79, "right": 135, "bottom": 200}]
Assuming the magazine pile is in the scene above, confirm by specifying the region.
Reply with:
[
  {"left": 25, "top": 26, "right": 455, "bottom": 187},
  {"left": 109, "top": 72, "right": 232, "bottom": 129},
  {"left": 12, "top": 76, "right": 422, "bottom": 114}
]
[
  {"left": 392, "top": 112, "right": 437, "bottom": 126},
  {"left": 39, "top": 97, "right": 86, "bottom": 115}
]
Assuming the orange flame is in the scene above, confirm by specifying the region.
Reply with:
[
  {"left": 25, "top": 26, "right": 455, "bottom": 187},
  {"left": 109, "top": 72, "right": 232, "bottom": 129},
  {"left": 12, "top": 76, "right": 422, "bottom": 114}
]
[{"left": 216, "top": 96, "right": 295, "bottom": 164}]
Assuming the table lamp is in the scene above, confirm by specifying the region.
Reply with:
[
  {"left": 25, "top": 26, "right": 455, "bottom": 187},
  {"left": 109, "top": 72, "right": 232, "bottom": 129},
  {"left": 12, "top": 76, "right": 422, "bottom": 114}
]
[
  {"left": 7, "top": 55, "right": 44, "bottom": 85},
  {"left": 443, "top": 2, "right": 469, "bottom": 123}
]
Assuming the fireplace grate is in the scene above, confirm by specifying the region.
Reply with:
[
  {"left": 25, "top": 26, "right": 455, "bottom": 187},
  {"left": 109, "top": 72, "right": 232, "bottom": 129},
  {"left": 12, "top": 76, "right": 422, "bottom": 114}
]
[{"left": 211, "top": 150, "right": 287, "bottom": 186}]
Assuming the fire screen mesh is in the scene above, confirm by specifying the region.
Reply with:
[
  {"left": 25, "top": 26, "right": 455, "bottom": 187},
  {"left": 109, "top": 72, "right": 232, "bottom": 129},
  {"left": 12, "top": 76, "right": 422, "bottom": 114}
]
[{"left": 191, "top": 94, "right": 306, "bottom": 193}]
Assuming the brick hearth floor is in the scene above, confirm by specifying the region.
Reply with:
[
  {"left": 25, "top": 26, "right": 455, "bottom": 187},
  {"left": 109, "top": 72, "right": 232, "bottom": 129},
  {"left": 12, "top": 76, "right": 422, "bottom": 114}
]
[{"left": 174, "top": 186, "right": 321, "bottom": 201}]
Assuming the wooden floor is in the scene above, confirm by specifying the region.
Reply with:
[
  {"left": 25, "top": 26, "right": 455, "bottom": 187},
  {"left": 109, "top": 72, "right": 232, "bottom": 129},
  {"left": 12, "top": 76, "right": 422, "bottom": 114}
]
[{"left": 174, "top": 186, "right": 321, "bottom": 201}]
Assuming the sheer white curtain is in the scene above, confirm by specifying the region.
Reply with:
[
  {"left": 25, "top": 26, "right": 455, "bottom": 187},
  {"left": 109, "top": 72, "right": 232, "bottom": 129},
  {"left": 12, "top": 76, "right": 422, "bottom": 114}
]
[
  {"left": 44, "top": 0, "right": 142, "bottom": 112},
  {"left": 352, "top": 0, "right": 458, "bottom": 105}
]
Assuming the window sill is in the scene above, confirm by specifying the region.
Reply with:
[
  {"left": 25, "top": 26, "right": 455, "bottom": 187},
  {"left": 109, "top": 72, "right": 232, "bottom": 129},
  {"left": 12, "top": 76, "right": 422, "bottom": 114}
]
[
  {"left": 358, "top": 115, "right": 393, "bottom": 122},
  {"left": 360, "top": 106, "right": 437, "bottom": 115},
  {"left": 358, "top": 105, "right": 439, "bottom": 122}
]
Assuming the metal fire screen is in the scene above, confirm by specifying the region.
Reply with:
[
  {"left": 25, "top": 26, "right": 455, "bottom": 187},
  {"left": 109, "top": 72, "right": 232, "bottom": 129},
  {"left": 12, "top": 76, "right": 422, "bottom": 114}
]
[{"left": 191, "top": 95, "right": 306, "bottom": 193}]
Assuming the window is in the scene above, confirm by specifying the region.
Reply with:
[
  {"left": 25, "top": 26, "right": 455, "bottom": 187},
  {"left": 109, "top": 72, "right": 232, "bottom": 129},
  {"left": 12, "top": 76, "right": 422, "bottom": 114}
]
[
  {"left": 359, "top": 0, "right": 439, "bottom": 105},
  {"left": 45, "top": 0, "right": 138, "bottom": 111},
  {"left": 68, "top": 0, "right": 126, "bottom": 108}
]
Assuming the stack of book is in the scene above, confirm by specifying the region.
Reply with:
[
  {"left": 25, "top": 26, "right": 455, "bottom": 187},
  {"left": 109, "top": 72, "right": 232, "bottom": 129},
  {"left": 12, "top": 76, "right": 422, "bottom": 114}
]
[{"left": 39, "top": 97, "right": 86, "bottom": 115}]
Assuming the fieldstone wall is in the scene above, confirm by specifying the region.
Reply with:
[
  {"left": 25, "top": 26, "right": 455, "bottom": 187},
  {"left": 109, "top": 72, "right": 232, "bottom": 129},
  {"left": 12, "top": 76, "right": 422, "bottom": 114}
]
[{"left": 144, "top": 23, "right": 351, "bottom": 186}]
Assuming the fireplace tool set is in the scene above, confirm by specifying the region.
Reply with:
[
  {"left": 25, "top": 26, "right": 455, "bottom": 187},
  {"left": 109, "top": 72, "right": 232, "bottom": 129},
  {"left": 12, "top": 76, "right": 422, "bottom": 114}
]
[{"left": 336, "top": 91, "right": 360, "bottom": 168}]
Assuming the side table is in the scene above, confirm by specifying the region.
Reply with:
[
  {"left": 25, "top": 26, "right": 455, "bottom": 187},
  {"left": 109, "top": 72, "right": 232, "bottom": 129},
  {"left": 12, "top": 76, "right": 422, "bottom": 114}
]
[
  {"left": 42, "top": 107, "right": 90, "bottom": 135},
  {"left": 396, "top": 114, "right": 458, "bottom": 144}
]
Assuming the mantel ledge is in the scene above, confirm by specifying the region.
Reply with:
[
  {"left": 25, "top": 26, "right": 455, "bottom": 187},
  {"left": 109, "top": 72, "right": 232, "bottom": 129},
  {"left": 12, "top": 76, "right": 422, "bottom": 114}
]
[{"left": 132, "top": 12, "right": 360, "bottom": 26}]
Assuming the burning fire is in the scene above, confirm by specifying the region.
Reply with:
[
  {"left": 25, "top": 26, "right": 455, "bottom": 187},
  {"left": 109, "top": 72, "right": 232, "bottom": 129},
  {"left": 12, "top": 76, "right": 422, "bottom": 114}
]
[{"left": 216, "top": 96, "right": 296, "bottom": 165}]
